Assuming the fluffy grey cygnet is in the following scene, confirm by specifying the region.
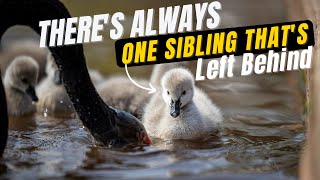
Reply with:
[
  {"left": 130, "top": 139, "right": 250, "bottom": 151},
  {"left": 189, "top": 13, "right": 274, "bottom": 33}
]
[
  {"left": 36, "top": 53, "right": 105, "bottom": 116},
  {"left": 143, "top": 68, "right": 223, "bottom": 140},
  {"left": 97, "top": 76, "right": 150, "bottom": 118},
  {"left": 4, "top": 56, "right": 39, "bottom": 116},
  {"left": 36, "top": 53, "right": 74, "bottom": 116}
]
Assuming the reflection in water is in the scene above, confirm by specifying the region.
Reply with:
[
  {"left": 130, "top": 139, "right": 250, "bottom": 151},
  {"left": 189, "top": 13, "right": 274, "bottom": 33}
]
[{"left": 0, "top": 0, "right": 305, "bottom": 179}]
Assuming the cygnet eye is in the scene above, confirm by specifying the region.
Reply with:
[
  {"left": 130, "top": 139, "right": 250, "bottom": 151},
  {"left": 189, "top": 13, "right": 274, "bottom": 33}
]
[
  {"left": 21, "top": 78, "right": 28, "bottom": 84},
  {"left": 167, "top": 91, "right": 170, "bottom": 95},
  {"left": 182, "top": 91, "right": 186, "bottom": 95}
]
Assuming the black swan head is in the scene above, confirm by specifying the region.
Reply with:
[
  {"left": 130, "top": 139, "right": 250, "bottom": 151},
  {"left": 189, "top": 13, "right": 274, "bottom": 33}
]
[{"left": 0, "top": 0, "right": 151, "bottom": 156}]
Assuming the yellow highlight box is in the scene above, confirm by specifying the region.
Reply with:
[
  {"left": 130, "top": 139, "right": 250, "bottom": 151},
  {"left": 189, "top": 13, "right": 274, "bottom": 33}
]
[{"left": 115, "top": 20, "right": 314, "bottom": 67}]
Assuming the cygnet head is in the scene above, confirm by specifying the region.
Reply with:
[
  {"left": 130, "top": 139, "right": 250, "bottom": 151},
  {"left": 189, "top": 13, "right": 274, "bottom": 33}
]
[
  {"left": 46, "top": 53, "right": 62, "bottom": 85},
  {"left": 4, "top": 56, "right": 39, "bottom": 102},
  {"left": 161, "top": 68, "right": 194, "bottom": 118}
]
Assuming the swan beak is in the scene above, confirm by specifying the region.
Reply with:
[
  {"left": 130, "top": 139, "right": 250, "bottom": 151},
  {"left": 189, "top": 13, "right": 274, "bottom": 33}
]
[
  {"left": 170, "top": 99, "right": 181, "bottom": 118},
  {"left": 26, "top": 86, "right": 38, "bottom": 102},
  {"left": 53, "top": 70, "right": 62, "bottom": 85},
  {"left": 142, "top": 133, "right": 152, "bottom": 145}
]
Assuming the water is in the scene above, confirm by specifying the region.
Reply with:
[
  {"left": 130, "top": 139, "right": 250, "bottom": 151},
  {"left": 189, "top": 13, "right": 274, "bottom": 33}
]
[
  {"left": 0, "top": 0, "right": 305, "bottom": 179},
  {"left": 0, "top": 70, "right": 304, "bottom": 179}
]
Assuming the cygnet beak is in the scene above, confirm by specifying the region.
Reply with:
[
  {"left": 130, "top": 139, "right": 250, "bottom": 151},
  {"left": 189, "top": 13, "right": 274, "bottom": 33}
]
[
  {"left": 170, "top": 98, "right": 181, "bottom": 118},
  {"left": 53, "top": 70, "right": 62, "bottom": 85},
  {"left": 26, "top": 86, "right": 38, "bottom": 102}
]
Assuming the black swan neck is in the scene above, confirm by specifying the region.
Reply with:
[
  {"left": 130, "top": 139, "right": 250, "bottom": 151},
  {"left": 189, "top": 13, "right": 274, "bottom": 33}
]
[
  {"left": 0, "top": 0, "right": 116, "bottom": 144},
  {"left": 0, "top": 77, "right": 8, "bottom": 157}
]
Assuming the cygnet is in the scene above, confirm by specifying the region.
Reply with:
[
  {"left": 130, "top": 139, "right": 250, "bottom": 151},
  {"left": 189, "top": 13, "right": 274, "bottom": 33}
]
[
  {"left": 97, "top": 76, "right": 150, "bottom": 118},
  {"left": 143, "top": 68, "right": 223, "bottom": 140},
  {"left": 4, "top": 56, "right": 39, "bottom": 116},
  {"left": 36, "top": 53, "right": 104, "bottom": 116}
]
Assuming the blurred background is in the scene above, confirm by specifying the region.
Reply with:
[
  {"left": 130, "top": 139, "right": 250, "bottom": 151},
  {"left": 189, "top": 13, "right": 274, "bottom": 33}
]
[{"left": 0, "top": 0, "right": 309, "bottom": 179}]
